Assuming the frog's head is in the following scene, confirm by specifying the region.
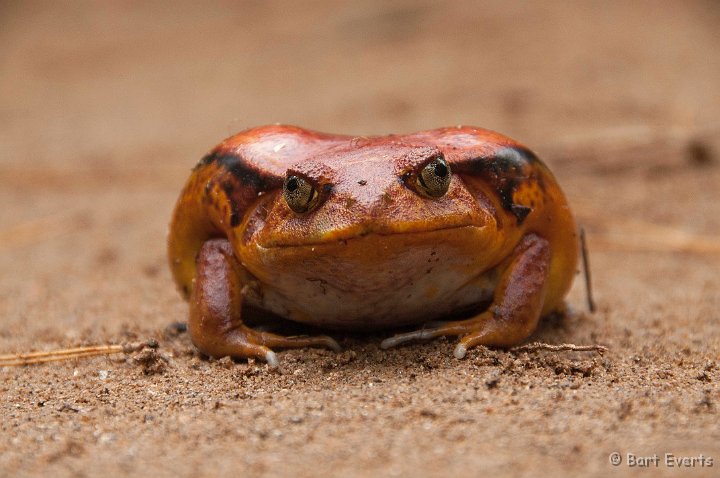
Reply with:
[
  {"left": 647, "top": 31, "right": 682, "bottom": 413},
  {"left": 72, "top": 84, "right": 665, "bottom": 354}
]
[{"left": 231, "top": 130, "right": 498, "bottom": 249}]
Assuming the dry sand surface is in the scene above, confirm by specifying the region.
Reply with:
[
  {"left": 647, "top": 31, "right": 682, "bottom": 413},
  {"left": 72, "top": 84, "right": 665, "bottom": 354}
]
[{"left": 1, "top": 1, "right": 719, "bottom": 477}]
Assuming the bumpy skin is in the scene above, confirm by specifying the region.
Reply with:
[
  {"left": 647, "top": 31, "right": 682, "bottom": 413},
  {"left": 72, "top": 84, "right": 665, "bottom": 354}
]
[{"left": 168, "top": 125, "right": 578, "bottom": 365}]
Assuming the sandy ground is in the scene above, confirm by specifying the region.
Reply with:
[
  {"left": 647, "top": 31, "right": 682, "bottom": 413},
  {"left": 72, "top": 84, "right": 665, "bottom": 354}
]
[{"left": 1, "top": 1, "right": 719, "bottom": 476}]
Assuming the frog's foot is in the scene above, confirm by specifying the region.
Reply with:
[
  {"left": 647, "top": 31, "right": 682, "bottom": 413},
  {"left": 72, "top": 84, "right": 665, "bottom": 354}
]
[
  {"left": 381, "top": 233, "right": 552, "bottom": 359},
  {"left": 220, "top": 327, "right": 341, "bottom": 368},
  {"left": 380, "top": 313, "right": 494, "bottom": 359},
  {"left": 190, "top": 239, "right": 341, "bottom": 368}
]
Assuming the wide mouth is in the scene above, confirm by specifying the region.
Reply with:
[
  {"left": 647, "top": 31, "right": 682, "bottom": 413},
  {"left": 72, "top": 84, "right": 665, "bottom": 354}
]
[{"left": 256, "top": 224, "right": 484, "bottom": 250}]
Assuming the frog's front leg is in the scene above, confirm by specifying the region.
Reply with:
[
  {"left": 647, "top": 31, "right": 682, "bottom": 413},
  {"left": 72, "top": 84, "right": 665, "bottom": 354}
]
[
  {"left": 190, "top": 239, "right": 341, "bottom": 367},
  {"left": 380, "top": 234, "right": 551, "bottom": 358}
]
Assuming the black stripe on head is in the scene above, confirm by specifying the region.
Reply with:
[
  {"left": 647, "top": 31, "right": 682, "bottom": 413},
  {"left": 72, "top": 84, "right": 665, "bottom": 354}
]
[
  {"left": 195, "top": 151, "right": 280, "bottom": 191},
  {"left": 459, "top": 146, "right": 539, "bottom": 224},
  {"left": 216, "top": 153, "right": 278, "bottom": 191},
  {"left": 474, "top": 146, "right": 538, "bottom": 175},
  {"left": 198, "top": 151, "right": 283, "bottom": 228}
]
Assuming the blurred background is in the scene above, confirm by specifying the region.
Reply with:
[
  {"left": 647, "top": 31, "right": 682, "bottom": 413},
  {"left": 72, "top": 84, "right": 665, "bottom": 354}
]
[
  {"left": 2, "top": 2, "right": 720, "bottom": 476},
  {"left": 2, "top": 0, "right": 719, "bottom": 167}
]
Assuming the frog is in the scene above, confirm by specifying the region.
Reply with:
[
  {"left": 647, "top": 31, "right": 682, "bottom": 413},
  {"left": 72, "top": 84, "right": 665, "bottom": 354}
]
[{"left": 168, "top": 125, "right": 578, "bottom": 367}]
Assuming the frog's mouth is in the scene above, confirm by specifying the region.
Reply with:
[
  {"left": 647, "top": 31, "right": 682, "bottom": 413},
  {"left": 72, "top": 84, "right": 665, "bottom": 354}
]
[
  {"left": 257, "top": 224, "right": 485, "bottom": 249},
  {"left": 244, "top": 199, "right": 492, "bottom": 249},
  {"left": 243, "top": 225, "right": 501, "bottom": 272}
]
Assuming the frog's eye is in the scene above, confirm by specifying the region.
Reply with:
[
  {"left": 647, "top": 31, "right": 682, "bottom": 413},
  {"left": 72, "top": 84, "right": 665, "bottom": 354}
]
[
  {"left": 283, "top": 175, "right": 318, "bottom": 213},
  {"left": 417, "top": 155, "right": 451, "bottom": 198}
]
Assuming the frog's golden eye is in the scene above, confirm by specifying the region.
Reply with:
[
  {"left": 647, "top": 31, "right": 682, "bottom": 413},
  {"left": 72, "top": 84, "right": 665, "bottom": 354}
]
[
  {"left": 417, "top": 155, "right": 451, "bottom": 198},
  {"left": 283, "top": 175, "right": 318, "bottom": 213}
]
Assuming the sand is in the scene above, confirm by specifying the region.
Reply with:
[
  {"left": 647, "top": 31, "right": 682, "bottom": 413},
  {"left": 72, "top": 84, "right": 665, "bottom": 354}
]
[{"left": 1, "top": 1, "right": 719, "bottom": 477}]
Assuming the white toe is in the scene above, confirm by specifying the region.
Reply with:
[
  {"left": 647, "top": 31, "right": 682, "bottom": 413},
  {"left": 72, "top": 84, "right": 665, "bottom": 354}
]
[{"left": 265, "top": 351, "right": 279, "bottom": 368}]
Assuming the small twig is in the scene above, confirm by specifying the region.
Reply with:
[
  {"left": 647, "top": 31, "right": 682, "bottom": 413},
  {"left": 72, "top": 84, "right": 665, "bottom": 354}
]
[
  {"left": 511, "top": 342, "right": 608, "bottom": 355},
  {"left": 0, "top": 342, "right": 151, "bottom": 367},
  {"left": 580, "top": 228, "right": 596, "bottom": 313},
  {"left": 0, "top": 345, "right": 122, "bottom": 360}
]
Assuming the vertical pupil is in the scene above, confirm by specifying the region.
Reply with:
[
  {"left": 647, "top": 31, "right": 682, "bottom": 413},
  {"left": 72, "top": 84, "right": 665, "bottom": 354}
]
[{"left": 287, "top": 177, "right": 299, "bottom": 192}]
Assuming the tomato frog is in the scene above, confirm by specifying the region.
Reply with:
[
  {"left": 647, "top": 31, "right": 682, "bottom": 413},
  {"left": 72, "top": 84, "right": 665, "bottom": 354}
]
[{"left": 168, "top": 125, "right": 578, "bottom": 367}]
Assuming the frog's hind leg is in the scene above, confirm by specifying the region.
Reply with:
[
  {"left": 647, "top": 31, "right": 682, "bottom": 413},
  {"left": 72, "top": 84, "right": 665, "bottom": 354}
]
[
  {"left": 190, "top": 239, "right": 341, "bottom": 367},
  {"left": 380, "top": 234, "right": 551, "bottom": 359}
]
